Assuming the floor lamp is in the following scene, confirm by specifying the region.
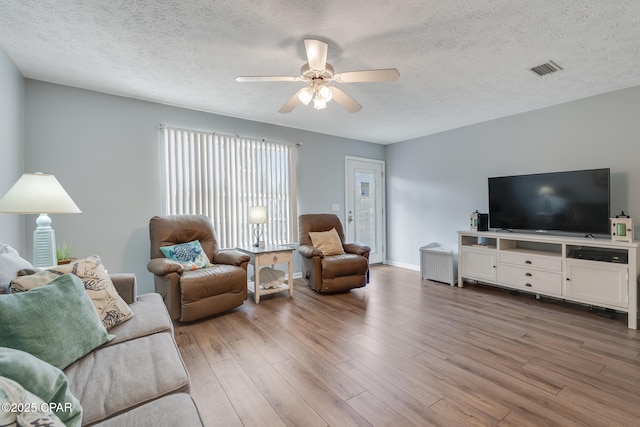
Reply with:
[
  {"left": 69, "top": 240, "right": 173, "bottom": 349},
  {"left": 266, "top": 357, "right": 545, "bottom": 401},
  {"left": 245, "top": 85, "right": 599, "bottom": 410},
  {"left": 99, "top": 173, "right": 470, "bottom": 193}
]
[{"left": 0, "top": 173, "right": 81, "bottom": 268}]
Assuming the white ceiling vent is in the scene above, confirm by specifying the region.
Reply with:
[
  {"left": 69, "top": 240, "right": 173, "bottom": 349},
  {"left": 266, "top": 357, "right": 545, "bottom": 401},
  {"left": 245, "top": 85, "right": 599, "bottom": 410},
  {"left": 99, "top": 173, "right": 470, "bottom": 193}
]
[{"left": 530, "top": 61, "right": 563, "bottom": 76}]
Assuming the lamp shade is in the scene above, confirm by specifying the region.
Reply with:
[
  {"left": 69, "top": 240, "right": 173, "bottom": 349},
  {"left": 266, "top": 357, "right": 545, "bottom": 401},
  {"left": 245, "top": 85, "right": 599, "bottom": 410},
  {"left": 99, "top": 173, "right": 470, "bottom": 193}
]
[
  {"left": 0, "top": 173, "right": 81, "bottom": 214},
  {"left": 249, "top": 206, "right": 267, "bottom": 224}
]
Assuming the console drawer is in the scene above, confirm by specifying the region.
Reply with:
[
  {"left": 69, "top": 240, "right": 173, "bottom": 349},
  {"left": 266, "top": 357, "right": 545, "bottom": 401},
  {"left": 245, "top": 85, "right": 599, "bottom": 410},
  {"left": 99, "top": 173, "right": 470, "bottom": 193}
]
[
  {"left": 498, "top": 264, "right": 562, "bottom": 295},
  {"left": 499, "top": 251, "right": 562, "bottom": 272}
]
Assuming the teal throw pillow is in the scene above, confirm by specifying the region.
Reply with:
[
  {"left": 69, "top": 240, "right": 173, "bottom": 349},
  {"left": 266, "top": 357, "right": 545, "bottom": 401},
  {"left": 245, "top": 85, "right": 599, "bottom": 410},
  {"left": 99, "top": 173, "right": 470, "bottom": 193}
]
[
  {"left": 0, "top": 347, "right": 82, "bottom": 427},
  {"left": 160, "top": 240, "right": 211, "bottom": 271},
  {"left": 0, "top": 273, "right": 113, "bottom": 370}
]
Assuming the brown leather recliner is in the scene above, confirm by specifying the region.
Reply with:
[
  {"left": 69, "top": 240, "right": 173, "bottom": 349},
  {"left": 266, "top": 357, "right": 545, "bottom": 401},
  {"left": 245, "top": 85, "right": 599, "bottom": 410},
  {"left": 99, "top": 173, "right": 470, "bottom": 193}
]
[
  {"left": 298, "top": 214, "right": 370, "bottom": 293},
  {"left": 147, "top": 215, "right": 250, "bottom": 322}
]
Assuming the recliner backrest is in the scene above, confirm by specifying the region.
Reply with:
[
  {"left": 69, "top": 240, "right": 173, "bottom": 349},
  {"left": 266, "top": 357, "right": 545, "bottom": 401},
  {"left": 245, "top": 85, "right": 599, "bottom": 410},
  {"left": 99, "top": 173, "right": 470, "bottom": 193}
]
[
  {"left": 298, "top": 214, "right": 346, "bottom": 246},
  {"left": 149, "top": 215, "right": 219, "bottom": 261}
]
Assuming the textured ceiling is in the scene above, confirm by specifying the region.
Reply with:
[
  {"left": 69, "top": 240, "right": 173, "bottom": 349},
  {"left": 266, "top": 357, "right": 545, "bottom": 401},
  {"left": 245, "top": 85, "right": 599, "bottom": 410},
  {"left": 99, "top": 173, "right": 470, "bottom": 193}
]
[{"left": 1, "top": 1, "right": 639, "bottom": 144}]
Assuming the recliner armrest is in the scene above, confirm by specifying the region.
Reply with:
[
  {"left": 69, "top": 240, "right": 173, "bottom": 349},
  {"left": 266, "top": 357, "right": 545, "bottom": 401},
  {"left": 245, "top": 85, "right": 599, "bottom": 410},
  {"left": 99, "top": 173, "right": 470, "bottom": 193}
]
[
  {"left": 343, "top": 243, "right": 371, "bottom": 257},
  {"left": 147, "top": 258, "right": 184, "bottom": 276},
  {"left": 109, "top": 273, "right": 137, "bottom": 304},
  {"left": 298, "top": 244, "right": 323, "bottom": 258},
  {"left": 213, "top": 249, "right": 250, "bottom": 266}
]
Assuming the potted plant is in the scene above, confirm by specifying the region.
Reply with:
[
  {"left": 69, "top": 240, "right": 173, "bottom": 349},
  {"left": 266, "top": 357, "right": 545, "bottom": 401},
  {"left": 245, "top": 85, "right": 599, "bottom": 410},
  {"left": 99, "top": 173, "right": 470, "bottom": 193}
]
[{"left": 56, "top": 241, "right": 75, "bottom": 265}]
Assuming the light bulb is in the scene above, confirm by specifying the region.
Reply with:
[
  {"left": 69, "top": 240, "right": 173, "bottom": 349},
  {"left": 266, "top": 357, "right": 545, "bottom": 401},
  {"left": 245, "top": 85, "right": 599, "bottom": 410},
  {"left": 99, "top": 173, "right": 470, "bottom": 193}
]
[
  {"left": 313, "top": 99, "right": 327, "bottom": 110},
  {"left": 297, "top": 87, "right": 314, "bottom": 105},
  {"left": 318, "top": 85, "right": 333, "bottom": 102}
]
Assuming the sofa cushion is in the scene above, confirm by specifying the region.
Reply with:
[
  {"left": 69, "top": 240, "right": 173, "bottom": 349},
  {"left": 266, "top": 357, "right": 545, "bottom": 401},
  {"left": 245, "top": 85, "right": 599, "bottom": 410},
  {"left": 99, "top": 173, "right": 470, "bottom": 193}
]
[
  {"left": 64, "top": 332, "right": 190, "bottom": 425},
  {"left": 0, "top": 347, "right": 82, "bottom": 427},
  {"left": 160, "top": 240, "right": 211, "bottom": 271},
  {"left": 0, "top": 273, "right": 112, "bottom": 370},
  {"left": 9, "top": 256, "right": 134, "bottom": 329},
  {"left": 0, "top": 376, "right": 65, "bottom": 427},
  {"left": 0, "top": 244, "right": 33, "bottom": 294},
  {"left": 90, "top": 393, "right": 202, "bottom": 427},
  {"left": 309, "top": 228, "right": 345, "bottom": 256},
  {"left": 105, "top": 294, "right": 173, "bottom": 347}
]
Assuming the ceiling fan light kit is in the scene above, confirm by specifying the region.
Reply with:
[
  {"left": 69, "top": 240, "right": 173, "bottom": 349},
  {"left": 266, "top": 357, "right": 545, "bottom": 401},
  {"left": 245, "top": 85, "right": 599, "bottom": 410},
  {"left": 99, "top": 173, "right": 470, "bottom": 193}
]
[{"left": 236, "top": 39, "right": 399, "bottom": 113}]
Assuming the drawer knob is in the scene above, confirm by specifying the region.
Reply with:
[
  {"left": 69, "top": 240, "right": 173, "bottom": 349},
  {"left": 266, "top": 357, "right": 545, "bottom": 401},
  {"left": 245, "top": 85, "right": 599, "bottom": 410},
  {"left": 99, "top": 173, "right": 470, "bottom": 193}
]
[
  {"left": 525, "top": 260, "right": 532, "bottom": 264},
  {"left": 525, "top": 283, "right": 532, "bottom": 287},
  {"left": 525, "top": 272, "right": 532, "bottom": 277},
  {"left": 273, "top": 256, "right": 278, "bottom": 263}
]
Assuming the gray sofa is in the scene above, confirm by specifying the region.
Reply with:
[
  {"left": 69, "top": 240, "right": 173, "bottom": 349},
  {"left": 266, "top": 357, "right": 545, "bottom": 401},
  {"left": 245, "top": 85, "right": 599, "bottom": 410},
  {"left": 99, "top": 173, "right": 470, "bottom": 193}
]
[{"left": 65, "top": 274, "right": 202, "bottom": 426}]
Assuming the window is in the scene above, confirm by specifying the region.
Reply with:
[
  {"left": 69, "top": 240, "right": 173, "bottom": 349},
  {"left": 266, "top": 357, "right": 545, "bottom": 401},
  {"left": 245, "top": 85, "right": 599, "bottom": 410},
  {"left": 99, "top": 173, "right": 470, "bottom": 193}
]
[{"left": 162, "top": 125, "right": 297, "bottom": 248}]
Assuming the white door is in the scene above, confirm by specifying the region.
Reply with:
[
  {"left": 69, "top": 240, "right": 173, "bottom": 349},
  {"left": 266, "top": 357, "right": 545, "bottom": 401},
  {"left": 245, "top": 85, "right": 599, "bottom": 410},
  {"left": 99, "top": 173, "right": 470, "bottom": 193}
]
[{"left": 345, "top": 156, "right": 385, "bottom": 264}]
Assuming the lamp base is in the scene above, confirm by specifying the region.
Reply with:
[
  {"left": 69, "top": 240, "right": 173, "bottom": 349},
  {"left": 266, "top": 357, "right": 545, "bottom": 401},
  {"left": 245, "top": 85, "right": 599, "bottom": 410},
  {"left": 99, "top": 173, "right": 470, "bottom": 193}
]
[
  {"left": 253, "top": 224, "right": 263, "bottom": 247},
  {"left": 33, "top": 213, "right": 57, "bottom": 268}
]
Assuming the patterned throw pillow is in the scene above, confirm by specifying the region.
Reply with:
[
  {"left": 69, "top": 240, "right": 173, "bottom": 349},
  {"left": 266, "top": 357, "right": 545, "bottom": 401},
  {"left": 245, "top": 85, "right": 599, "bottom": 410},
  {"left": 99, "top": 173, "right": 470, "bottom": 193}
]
[
  {"left": 9, "top": 255, "right": 133, "bottom": 329},
  {"left": 0, "top": 347, "right": 82, "bottom": 427},
  {"left": 160, "top": 240, "right": 211, "bottom": 271},
  {"left": 0, "top": 376, "right": 65, "bottom": 427}
]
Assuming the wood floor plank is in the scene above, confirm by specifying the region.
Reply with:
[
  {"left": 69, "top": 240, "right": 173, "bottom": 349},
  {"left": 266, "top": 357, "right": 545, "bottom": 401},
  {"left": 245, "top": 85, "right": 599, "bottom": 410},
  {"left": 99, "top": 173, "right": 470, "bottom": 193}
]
[
  {"left": 225, "top": 338, "right": 327, "bottom": 427},
  {"left": 253, "top": 317, "right": 365, "bottom": 401},
  {"left": 173, "top": 328, "right": 243, "bottom": 427},
  {"left": 176, "top": 265, "right": 640, "bottom": 427},
  {"left": 337, "top": 358, "right": 452, "bottom": 426},
  {"left": 272, "top": 358, "right": 370, "bottom": 427},
  {"left": 211, "top": 357, "right": 285, "bottom": 427},
  {"left": 346, "top": 391, "right": 412, "bottom": 427}
]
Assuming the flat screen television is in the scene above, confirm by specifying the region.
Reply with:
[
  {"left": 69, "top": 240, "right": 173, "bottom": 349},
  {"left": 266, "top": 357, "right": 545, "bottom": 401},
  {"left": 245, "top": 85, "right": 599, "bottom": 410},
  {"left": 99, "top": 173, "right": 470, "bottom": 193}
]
[{"left": 488, "top": 168, "right": 610, "bottom": 235}]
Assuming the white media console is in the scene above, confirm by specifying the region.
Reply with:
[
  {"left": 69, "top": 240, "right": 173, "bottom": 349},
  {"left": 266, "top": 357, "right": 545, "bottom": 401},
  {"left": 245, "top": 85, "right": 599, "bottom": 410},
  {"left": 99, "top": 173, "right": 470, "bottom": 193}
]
[{"left": 458, "top": 230, "right": 639, "bottom": 329}]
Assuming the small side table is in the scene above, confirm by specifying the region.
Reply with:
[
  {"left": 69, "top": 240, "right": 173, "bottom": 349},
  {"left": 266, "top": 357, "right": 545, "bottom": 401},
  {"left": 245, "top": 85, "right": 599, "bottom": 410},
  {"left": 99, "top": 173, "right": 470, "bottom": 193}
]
[{"left": 236, "top": 245, "right": 295, "bottom": 303}]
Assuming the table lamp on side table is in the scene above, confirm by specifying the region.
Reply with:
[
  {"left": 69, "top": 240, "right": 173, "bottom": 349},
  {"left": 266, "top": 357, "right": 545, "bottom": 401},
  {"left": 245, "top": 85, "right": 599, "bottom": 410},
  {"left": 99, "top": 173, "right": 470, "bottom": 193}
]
[
  {"left": 249, "top": 206, "right": 267, "bottom": 247},
  {"left": 0, "top": 173, "right": 81, "bottom": 268}
]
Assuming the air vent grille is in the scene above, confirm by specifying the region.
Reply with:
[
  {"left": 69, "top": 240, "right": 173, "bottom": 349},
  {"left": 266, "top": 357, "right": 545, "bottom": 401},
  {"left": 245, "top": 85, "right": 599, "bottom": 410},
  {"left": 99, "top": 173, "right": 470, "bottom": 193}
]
[{"left": 530, "top": 60, "right": 563, "bottom": 76}]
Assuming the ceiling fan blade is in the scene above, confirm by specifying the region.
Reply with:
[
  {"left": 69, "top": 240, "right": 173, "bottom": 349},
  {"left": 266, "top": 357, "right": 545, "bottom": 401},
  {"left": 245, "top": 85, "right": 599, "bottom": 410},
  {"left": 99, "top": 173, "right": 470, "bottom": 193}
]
[
  {"left": 304, "top": 39, "right": 328, "bottom": 71},
  {"left": 278, "top": 89, "right": 305, "bottom": 113},
  {"left": 330, "top": 86, "right": 362, "bottom": 113},
  {"left": 236, "top": 76, "right": 301, "bottom": 82},
  {"left": 333, "top": 68, "right": 400, "bottom": 83}
]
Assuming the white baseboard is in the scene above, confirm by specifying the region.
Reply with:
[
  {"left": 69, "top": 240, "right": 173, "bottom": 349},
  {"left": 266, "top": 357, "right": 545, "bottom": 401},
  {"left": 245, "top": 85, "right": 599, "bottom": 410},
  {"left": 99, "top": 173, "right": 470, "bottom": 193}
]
[{"left": 384, "top": 260, "right": 420, "bottom": 271}]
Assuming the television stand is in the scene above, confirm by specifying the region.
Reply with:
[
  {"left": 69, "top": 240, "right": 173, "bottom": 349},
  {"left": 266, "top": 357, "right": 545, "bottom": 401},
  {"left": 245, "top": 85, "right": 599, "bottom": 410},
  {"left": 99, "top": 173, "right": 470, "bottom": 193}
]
[{"left": 458, "top": 230, "right": 639, "bottom": 329}]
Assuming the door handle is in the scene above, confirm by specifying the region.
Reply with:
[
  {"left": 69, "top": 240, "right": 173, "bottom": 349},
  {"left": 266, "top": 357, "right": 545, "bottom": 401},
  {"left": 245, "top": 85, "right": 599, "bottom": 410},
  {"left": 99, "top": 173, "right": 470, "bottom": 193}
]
[{"left": 347, "top": 210, "right": 353, "bottom": 223}]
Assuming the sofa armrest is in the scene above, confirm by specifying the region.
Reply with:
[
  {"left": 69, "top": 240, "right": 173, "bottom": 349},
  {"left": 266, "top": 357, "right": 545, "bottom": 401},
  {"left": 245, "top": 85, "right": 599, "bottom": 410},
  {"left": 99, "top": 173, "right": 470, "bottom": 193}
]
[
  {"left": 343, "top": 243, "right": 371, "bottom": 257},
  {"left": 298, "top": 244, "right": 323, "bottom": 258},
  {"left": 147, "top": 258, "right": 184, "bottom": 276},
  {"left": 110, "top": 273, "right": 137, "bottom": 305},
  {"left": 213, "top": 249, "right": 250, "bottom": 266}
]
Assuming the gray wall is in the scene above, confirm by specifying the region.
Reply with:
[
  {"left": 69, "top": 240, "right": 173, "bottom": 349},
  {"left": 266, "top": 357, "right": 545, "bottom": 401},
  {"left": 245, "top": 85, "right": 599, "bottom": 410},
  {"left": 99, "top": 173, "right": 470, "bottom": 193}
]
[
  {"left": 0, "top": 48, "right": 25, "bottom": 253},
  {"left": 24, "top": 80, "right": 384, "bottom": 293},
  {"left": 385, "top": 85, "right": 640, "bottom": 269}
]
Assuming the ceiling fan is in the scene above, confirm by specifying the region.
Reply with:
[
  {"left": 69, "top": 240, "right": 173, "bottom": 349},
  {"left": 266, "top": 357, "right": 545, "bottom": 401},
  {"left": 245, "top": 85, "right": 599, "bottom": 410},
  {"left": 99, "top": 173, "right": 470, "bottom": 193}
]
[{"left": 235, "top": 39, "right": 400, "bottom": 113}]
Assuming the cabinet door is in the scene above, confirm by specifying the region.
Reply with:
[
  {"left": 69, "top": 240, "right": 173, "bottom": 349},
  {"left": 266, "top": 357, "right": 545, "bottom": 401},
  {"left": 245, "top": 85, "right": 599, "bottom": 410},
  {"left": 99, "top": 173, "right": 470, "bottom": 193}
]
[
  {"left": 461, "top": 248, "right": 497, "bottom": 282},
  {"left": 565, "top": 260, "right": 628, "bottom": 308}
]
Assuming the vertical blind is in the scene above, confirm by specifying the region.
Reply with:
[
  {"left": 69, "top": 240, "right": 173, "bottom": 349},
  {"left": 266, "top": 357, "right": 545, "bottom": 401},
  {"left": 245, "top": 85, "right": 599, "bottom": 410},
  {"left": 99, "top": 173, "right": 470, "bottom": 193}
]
[{"left": 163, "top": 125, "right": 297, "bottom": 248}]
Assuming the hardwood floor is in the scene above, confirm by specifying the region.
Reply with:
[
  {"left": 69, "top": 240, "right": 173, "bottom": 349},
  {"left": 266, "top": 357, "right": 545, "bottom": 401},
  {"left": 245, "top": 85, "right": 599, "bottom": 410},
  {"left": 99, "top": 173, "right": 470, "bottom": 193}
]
[{"left": 174, "top": 265, "right": 640, "bottom": 426}]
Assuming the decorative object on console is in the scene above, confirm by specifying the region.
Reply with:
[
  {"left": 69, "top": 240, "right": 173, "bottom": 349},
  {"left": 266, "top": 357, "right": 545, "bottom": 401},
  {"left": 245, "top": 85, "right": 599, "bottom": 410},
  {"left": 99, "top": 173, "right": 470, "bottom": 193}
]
[
  {"left": 0, "top": 173, "right": 81, "bottom": 268},
  {"left": 249, "top": 206, "right": 267, "bottom": 247},
  {"left": 470, "top": 210, "right": 488, "bottom": 231},
  {"left": 611, "top": 211, "right": 633, "bottom": 242}
]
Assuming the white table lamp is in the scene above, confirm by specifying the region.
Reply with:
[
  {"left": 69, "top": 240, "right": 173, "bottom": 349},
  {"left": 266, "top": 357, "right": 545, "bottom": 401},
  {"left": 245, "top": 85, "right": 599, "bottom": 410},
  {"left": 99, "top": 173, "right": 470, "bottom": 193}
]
[
  {"left": 249, "top": 206, "right": 267, "bottom": 247},
  {"left": 0, "top": 173, "right": 81, "bottom": 268}
]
